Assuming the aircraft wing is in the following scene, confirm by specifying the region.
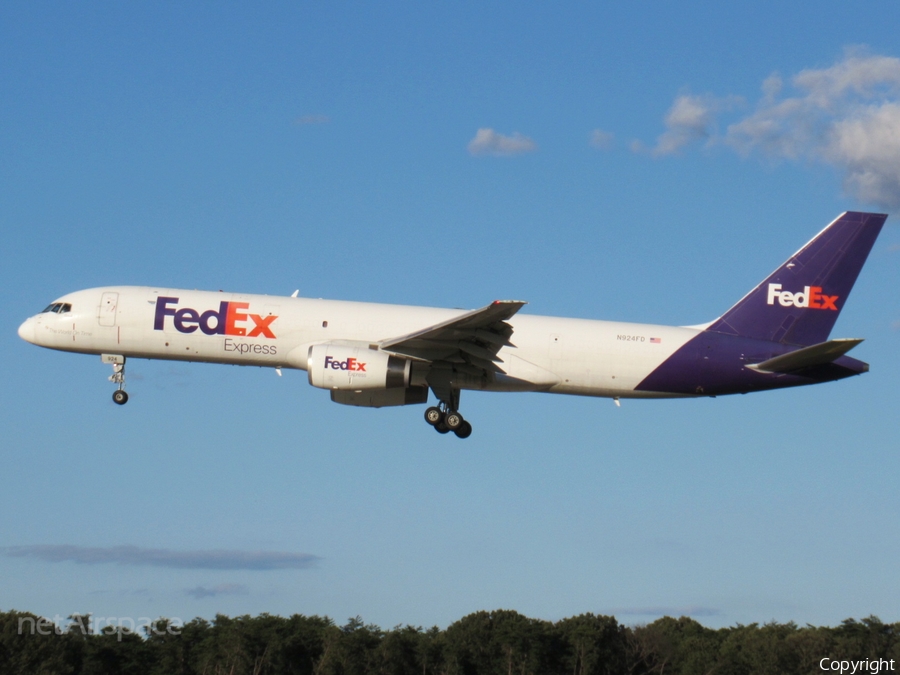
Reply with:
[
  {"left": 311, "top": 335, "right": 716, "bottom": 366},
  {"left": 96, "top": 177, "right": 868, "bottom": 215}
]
[{"left": 379, "top": 300, "right": 526, "bottom": 374}]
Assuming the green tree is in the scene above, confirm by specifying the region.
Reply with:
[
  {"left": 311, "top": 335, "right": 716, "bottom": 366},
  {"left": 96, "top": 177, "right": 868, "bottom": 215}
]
[
  {"left": 443, "top": 609, "right": 559, "bottom": 675},
  {"left": 716, "top": 622, "right": 799, "bottom": 675},
  {"left": 414, "top": 626, "right": 444, "bottom": 675},
  {"left": 374, "top": 625, "right": 423, "bottom": 675},
  {"left": 270, "top": 614, "right": 332, "bottom": 675},
  {"left": 557, "top": 614, "right": 626, "bottom": 675},
  {"left": 0, "top": 610, "right": 74, "bottom": 675},
  {"left": 832, "top": 616, "right": 899, "bottom": 661},
  {"left": 626, "top": 616, "right": 718, "bottom": 675},
  {"left": 81, "top": 623, "right": 150, "bottom": 675}
]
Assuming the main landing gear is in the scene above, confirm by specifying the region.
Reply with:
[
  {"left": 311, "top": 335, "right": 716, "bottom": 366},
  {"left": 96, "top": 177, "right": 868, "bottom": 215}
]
[
  {"left": 424, "top": 404, "right": 472, "bottom": 439},
  {"left": 103, "top": 354, "right": 129, "bottom": 405}
]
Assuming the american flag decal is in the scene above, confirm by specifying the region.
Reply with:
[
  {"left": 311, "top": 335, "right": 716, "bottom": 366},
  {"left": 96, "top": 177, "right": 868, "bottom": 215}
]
[{"left": 650, "top": 337, "right": 661, "bottom": 343}]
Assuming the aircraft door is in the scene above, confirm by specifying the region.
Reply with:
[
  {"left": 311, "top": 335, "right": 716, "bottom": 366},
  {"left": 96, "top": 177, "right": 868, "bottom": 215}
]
[{"left": 99, "top": 292, "right": 119, "bottom": 327}]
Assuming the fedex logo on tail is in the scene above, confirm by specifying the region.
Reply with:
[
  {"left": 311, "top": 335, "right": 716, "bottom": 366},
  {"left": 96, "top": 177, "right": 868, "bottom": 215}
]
[
  {"left": 154, "top": 297, "right": 277, "bottom": 338},
  {"left": 323, "top": 355, "right": 366, "bottom": 372},
  {"left": 766, "top": 284, "right": 838, "bottom": 311}
]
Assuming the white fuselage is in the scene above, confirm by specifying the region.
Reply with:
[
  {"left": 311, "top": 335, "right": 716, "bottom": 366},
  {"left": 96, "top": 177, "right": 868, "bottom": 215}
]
[{"left": 18, "top": 286, "right": 701, "bottom": 399}]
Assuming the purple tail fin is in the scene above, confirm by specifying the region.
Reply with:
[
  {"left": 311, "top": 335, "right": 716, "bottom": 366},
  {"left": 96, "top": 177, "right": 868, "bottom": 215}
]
[{"left": 707, "top": 211, "right": 886, "bottom": 346}]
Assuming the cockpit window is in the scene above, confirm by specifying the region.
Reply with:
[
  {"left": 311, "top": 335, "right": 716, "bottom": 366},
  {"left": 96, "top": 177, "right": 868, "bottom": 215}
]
[{"left": 40, "top": 303, "right": 72, "bottom": 314}]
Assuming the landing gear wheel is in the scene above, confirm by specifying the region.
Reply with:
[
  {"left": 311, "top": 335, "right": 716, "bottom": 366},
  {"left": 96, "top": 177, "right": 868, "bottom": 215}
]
[
  {"left": 454, "top": 420, "right": 472, "bottom": 439},
  {"left": 434, "top": 421, "right": 451, "bottom": 434},
  {"left": 444, "top": 411, "right": 463, "bottom": 430},
  {"left": 106, "top": 357, "right": 128, "bottom": 405},
  {"left": 424, "top": 406, "right": 443, "bottom": 426}
]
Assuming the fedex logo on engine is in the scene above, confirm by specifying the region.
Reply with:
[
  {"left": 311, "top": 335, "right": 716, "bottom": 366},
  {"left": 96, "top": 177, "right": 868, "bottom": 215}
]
[
  {"left": 323, "top": 355, "right": 367, "bottom": 372},
  {"left": 766, "top": 284, "right": 838, "bottom": 311},
  {"left": 154, "top": 297, "right": 277, "bottom": 338}
]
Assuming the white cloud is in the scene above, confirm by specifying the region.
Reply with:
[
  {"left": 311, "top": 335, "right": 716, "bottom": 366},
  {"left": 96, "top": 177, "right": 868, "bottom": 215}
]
[
  {"left": 793, "top": 53, "right": 900, "bottom": 103},
  {"left": 725, "top": 96, "right": 815, "bottom": 160},
  {"left": 761, "top": 73, "right": 783, "bottom": 102},
  {"left": 655, "top": 95, "right": 713, "bottom": 154},
  {"left": 824, "top": 102, "right": 900, "bottom": 206},
  {"left": 650, "top": 49, "right": 900, "bottom": 208},
  {"left": 726, "top": 51, "right": 900, "bottom": 207},
  {"left": 467, "top": 128, "right": 537, "bottom": 156},
  {"left": 589, "top": 128, "right": 614, "bottom": 150},
  {"left": 652, "top": 94, "right": 734, "bottom": 156},
  {"left": 3, "top": 544, "right": 320, "bottom": 570}
]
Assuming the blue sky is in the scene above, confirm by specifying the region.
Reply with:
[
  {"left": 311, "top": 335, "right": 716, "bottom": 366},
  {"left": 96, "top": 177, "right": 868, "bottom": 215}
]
[{"left": 2, "top": 2, "right": 899, "bottom": 631}]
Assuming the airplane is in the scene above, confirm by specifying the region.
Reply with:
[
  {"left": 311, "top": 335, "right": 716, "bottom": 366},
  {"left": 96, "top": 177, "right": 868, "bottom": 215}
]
[{"left": 18, "top": 211, "right": 886, "bottom": 439}]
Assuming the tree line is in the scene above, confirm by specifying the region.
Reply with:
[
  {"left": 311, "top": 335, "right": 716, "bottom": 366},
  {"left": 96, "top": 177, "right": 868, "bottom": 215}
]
[{"left": 1, "top": 607, "right": 898, "bottom": 675}]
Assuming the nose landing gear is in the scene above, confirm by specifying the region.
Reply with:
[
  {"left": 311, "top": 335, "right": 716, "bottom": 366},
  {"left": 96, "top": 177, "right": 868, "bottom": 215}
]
[
  {"left": 102, "top": 354, "right": 129, "bottom": 405},
  {"left": 424, "top": 403, "right": 472, "bottom": 439}
]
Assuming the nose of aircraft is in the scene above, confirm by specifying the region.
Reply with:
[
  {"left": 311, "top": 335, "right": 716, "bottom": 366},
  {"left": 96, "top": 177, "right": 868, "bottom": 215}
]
[{"left": 18, "top": 318, "right": 35, "bottom": 344}]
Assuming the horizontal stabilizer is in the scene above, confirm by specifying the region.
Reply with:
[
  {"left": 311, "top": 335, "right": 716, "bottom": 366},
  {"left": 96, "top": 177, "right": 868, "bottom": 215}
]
[{"left": 747, "top": 338, "right": 864, "bottom": 373}]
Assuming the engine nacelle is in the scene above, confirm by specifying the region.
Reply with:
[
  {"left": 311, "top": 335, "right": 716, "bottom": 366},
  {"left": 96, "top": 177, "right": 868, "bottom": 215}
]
[
  {"left": 307, "top": 343, "right": 411, "bottom": 391},
  {"left": 331, "top": 387, "right": 428, "bottom": 408}
]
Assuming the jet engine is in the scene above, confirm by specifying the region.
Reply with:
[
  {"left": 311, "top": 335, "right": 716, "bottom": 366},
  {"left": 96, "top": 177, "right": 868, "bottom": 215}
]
[{"left": 307, "top": 343, "right": 411, "bottom": 391}]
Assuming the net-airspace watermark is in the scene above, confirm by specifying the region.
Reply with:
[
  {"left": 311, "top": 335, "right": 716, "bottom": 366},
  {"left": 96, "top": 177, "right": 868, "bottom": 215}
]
[
  {"left": 18, "top": 615, "right": 182, "bottom": 641},
  {"left": 820, "top": 658, "right": 896, "bottom": 674}
]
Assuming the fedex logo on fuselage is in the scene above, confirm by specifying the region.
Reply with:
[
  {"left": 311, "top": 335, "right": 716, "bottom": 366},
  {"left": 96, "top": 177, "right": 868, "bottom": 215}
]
[
  {"left": 154, "top": 297, "right": 277, "bottom": 338},
  {"left": 323, "top": 355, "right": 366, "bottom": 372},
  {"left": 766, "top": 284, "right": 838, "bottom": 311}
]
